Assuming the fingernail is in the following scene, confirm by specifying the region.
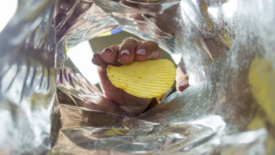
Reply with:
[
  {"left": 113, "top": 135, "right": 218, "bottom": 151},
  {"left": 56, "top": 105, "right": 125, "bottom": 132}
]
[
  {"left": 121, "top": 49, "right": 130, "bottom": 56},
  {"left": 177, "top": 81, "right": 189, "bottom": 92},
  {"left": 178, "top": 82, "right": 185, "bottom": 87},
  {"left": 137, "top": 49, "right": 146, "bottom": 55},
  {"left": 103, "top": 47, "right": 114, "bottom": 53}
]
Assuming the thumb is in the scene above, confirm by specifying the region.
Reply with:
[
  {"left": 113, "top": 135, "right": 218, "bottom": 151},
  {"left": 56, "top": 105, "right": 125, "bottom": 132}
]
[{"left": 176, "top": 67, "right": 189, "bottom": 92}]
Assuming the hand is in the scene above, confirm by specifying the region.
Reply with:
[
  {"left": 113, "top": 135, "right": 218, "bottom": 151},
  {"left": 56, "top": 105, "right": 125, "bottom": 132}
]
[{"left": 92, "top": 38, "right": 161, "bottom": 115}]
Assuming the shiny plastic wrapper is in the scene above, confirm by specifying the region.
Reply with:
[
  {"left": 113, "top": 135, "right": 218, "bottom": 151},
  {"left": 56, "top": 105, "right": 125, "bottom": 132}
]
[{"left": 1, "top": 0, "right": 275, "bottom": 154}]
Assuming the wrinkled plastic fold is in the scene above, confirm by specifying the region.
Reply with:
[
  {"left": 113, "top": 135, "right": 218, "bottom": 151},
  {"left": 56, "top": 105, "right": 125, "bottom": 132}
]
[{"left": 0, "top": 0, "right": 274, "bottom": 154}]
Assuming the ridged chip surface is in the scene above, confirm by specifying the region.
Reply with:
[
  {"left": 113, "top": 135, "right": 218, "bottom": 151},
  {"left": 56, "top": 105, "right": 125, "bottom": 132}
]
[{"left": 107, "top": 59, "right": 176, "bottom": 98}]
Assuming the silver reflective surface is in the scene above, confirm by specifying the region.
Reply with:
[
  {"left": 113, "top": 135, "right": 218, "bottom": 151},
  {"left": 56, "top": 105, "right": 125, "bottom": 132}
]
[
  {"left": 0, "top": 0, "right": 275, "bottom": 154},
  {"left": 0, "top": 0, "right": 56, "bottom": 154}
]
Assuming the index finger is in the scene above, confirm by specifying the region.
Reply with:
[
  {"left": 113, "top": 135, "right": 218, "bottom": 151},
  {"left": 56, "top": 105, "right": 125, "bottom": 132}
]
[{"left": 135, "top": 41, "right": 161, "bottom": 61}]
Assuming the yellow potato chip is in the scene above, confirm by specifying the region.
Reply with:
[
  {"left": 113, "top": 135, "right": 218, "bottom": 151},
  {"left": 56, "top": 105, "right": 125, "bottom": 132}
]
[{"left": 107, "top": 59, "right": 176, "bottom": 98}]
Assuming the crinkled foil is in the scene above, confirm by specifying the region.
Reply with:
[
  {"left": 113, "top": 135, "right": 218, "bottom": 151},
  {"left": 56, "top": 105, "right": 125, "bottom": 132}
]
[
  {"left": 1, "top": 0, "right": 275, "bottom": 154},
  {"left": 0, "top": 0, "right": 56, "bottom": 154}
]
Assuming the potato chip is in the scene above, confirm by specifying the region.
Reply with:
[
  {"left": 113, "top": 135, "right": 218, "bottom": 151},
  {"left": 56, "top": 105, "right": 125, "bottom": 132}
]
[{"left": 107, "top": 59, "right": 176, "bottom": 98}]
